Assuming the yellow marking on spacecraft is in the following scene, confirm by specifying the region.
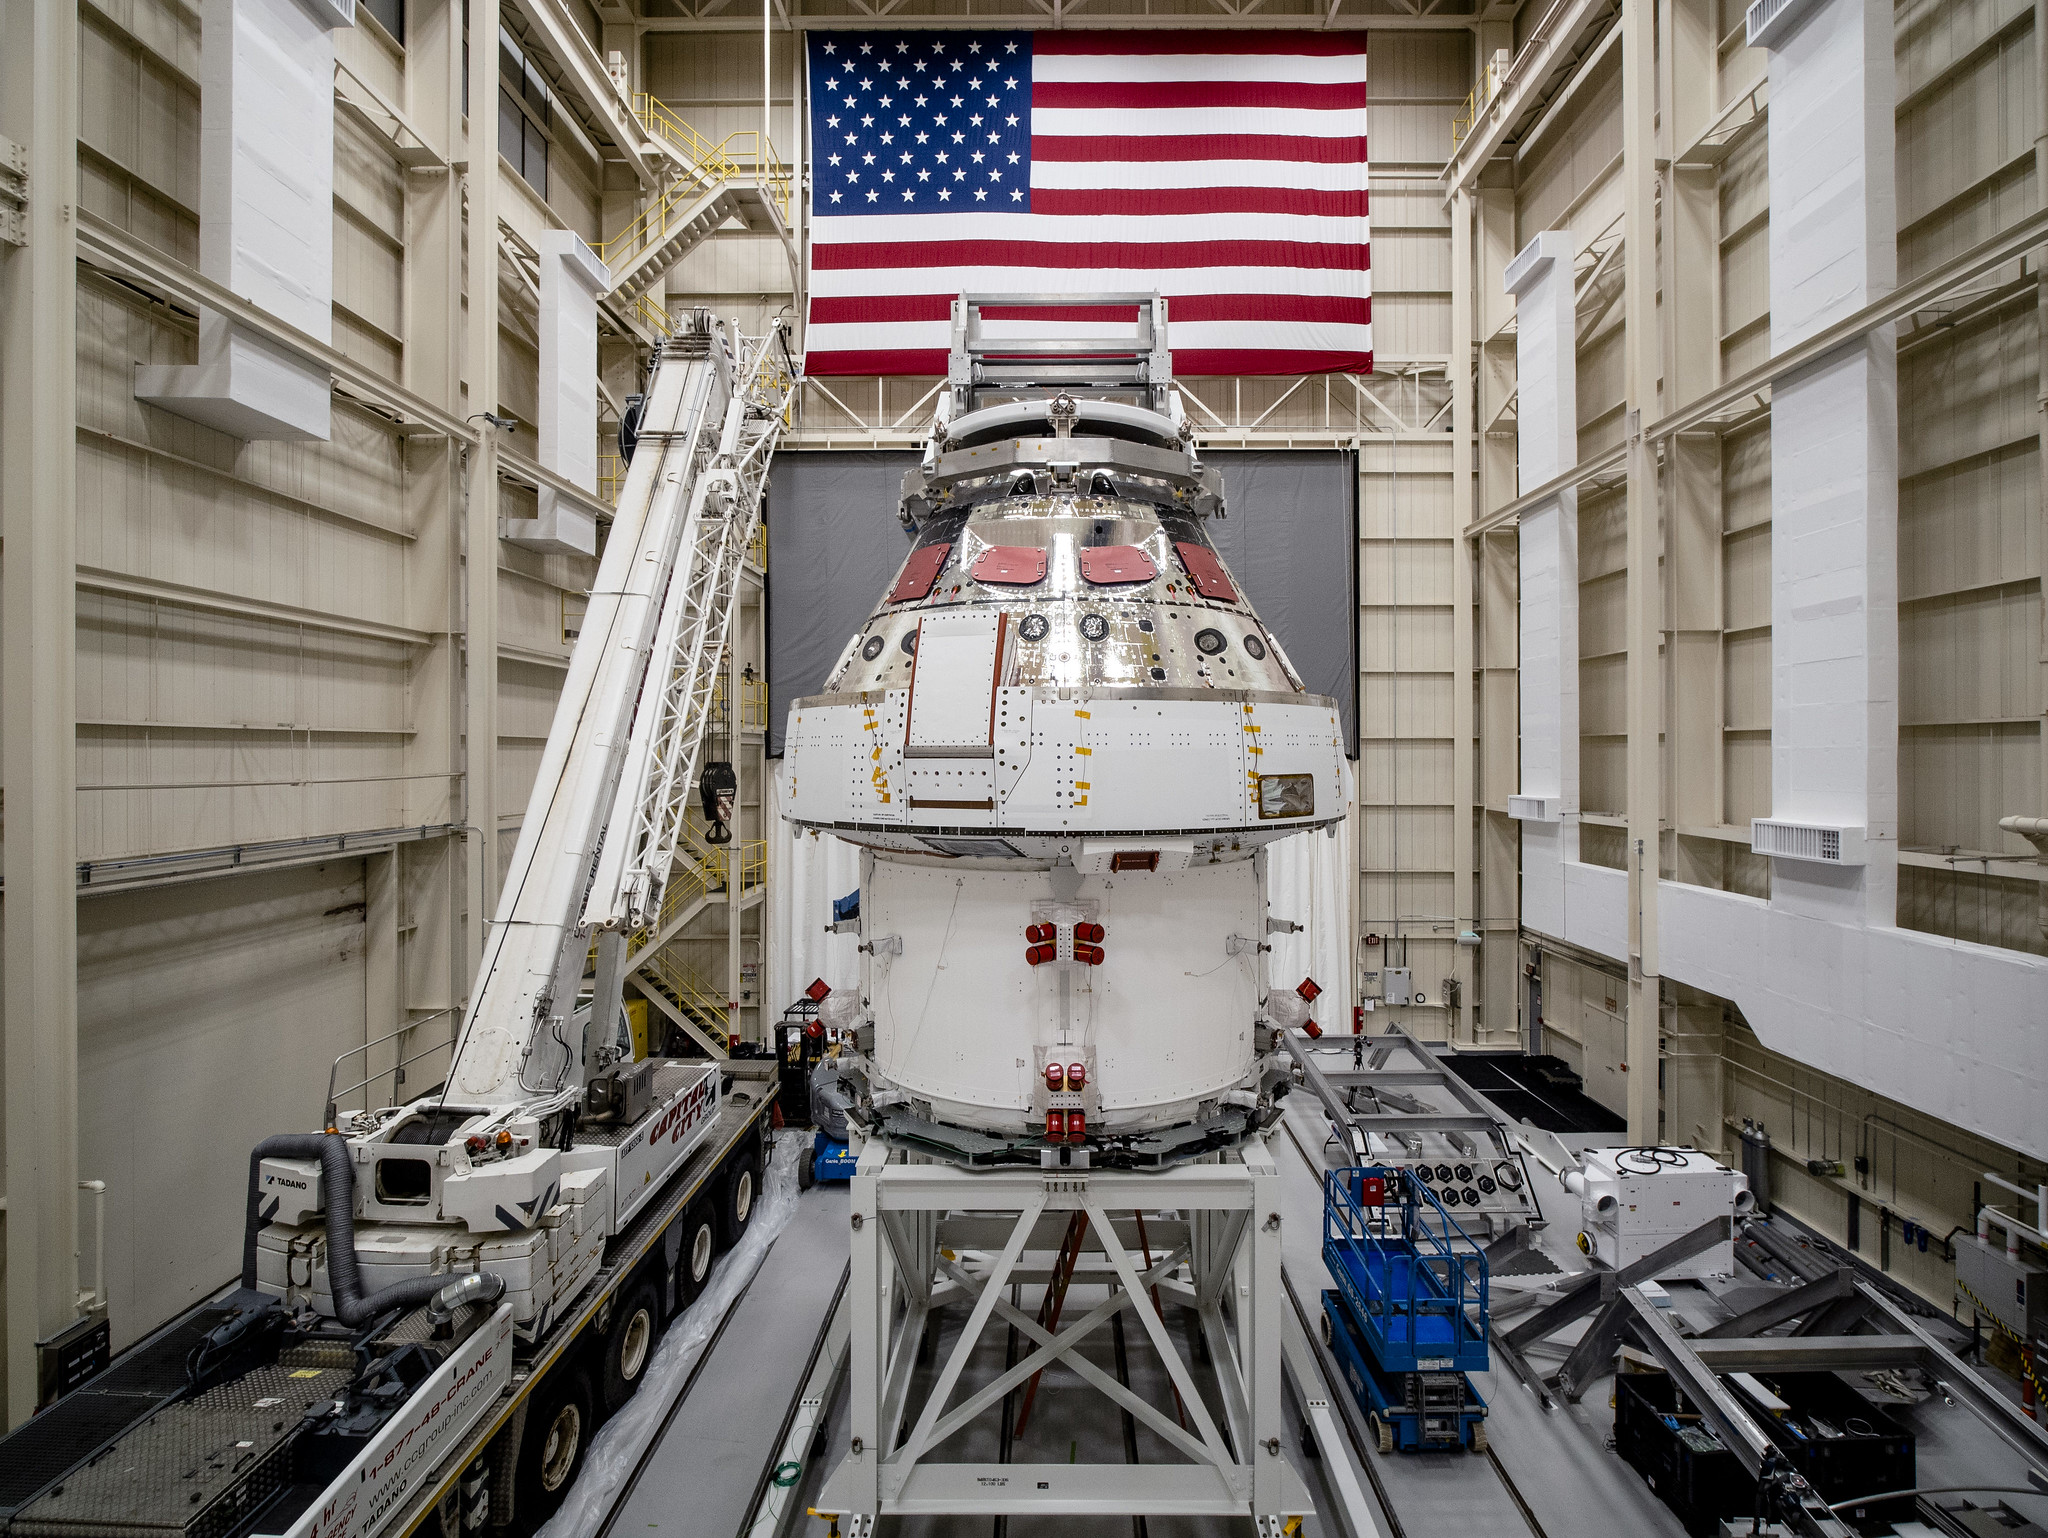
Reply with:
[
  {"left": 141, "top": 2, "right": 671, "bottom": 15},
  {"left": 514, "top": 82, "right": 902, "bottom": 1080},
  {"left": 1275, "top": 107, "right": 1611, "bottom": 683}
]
[
  {"left": 1075, "top": 746, "right": 1092, "bottom": 756},
  {"left": 1074, "top": 709, "right": 1091, "bottom": 719}
]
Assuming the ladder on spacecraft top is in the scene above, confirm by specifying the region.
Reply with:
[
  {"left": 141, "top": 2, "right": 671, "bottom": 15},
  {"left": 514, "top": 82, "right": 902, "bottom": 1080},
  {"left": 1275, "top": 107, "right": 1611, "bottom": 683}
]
[{"left": 445, "top": 312, "right": 796, "bottom": 1106}]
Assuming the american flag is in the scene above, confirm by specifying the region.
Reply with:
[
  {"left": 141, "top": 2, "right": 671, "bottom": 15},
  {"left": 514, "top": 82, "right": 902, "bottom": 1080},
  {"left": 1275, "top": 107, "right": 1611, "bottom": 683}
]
[{"left": 802, "top": 30, "right": 1370, "bottom": 376}]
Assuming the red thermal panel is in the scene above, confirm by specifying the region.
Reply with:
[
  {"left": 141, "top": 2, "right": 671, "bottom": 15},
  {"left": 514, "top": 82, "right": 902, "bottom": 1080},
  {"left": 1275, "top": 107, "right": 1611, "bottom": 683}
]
[
  {"left": 887, "top": 543, "right": 951, "bottom": 603},
  {"left": 1173, "top": 542, "right": 1237, "bottom": 602}
]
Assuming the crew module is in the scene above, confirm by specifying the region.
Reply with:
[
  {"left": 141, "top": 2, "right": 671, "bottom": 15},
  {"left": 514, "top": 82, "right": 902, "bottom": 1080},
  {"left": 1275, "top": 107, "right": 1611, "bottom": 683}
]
[{"left": 782, "top": 295, "right": 1347, "bottom": 1166}]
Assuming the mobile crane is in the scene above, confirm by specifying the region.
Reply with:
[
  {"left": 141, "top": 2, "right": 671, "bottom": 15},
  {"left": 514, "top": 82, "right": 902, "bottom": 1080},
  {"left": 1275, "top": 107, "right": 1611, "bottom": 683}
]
[{"left": 0, "top": 312, "right": 796, "bottom": 1538}]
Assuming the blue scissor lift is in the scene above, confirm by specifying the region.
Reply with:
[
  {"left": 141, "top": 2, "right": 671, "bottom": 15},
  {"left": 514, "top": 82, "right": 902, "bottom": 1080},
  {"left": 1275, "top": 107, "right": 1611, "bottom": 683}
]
[{"left": 1321, "top": 1166, "right": 1491, "bottom": 1454}]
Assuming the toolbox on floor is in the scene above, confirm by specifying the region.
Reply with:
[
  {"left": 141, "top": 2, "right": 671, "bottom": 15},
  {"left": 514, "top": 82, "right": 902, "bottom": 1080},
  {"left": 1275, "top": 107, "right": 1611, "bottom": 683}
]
[
  {"left": 1320, "top": 1166, "right": 1489, "bottom": 1452},
  {"left": 1729, "top": 1371, "right": 1915, "bottom": 1525},
  {"left": 1616, "top": 1371, "right": 1755, "bottom": 1537}
]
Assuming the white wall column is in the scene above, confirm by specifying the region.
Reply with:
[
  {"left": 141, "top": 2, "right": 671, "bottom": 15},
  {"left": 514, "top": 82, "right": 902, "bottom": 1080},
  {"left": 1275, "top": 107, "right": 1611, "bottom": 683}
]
[
  {"left": 2, "top": 0, "right": 81, "bottom": 1428},
  {"left": 1507, "top": 231, "right": 1581, "bottom": 937},
  {"left": 135, "top": 0, "right": 354, "bottom": 441},
  {"left": 1764, "top": 0, "right": 1899, "bottom": 929},
  {"left": 506, "top": 234, "right": 609, "bottom": 557}
]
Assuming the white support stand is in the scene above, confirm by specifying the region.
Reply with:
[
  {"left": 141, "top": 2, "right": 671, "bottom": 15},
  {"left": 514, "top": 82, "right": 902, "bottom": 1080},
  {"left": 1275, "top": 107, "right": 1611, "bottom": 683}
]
[{"left": 814, "top": 1134, "right": 1310, "bottom": 1526}]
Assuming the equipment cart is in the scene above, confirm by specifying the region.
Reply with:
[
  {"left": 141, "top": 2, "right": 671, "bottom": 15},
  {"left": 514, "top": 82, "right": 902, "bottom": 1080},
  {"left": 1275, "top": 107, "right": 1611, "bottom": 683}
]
[{"left": 1320, "top": 1166, "right": 1491, "bottom": 1453}]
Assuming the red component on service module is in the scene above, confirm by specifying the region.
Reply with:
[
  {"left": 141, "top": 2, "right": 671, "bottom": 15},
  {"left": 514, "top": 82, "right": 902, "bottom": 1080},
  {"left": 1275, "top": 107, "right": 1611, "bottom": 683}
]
[
  {"left": 1302, "top": 1019, "right": 1323, "bottom": 1039},
  {"left": 1075, "top": 943, "right": 1104, "bottom": 966},
  {"left": 1026, "top": 943, "right": 1057, "bottom": 966},
  {"left": 1045, "top": 1110, "right": 1067, "bottom": 1141},
  {"left": 1065, "top": 1061, "right": 1087, "bottom": 1090},
  {"left": 1045, "top": 1062, "right": 1067, "bottom": 1093},
  {"left": 1297, "top": 977, "right": 1323, "bottom": 1002},
  {"left": 1075, "top": 922, "right": 1106, "bottom": 943},
  {"left": 1065, "top": 1110, "right": 1086, "bottom": 1141},
  {"left": 1025, "top": 922, "right": 1053, "bottom": 944}
]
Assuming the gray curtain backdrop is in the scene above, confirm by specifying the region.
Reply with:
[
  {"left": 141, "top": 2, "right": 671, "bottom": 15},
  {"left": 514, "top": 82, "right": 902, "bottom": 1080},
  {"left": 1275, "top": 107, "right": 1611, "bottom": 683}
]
[{"left": 766, "top": 448, "right": 1359, "bottom": 757}]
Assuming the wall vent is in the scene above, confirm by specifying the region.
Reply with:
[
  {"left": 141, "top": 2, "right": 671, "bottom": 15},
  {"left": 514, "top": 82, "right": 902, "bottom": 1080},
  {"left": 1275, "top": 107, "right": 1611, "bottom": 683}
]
[
  {"left": 1745, "top": 0, "right": 1820, "bottom": 49},
  {"left": 1508, "top": 795, "right": 1560, "bottom": 823},
  {"left": 1751, "top": 819, "right": 1866, "bottom": 866}
]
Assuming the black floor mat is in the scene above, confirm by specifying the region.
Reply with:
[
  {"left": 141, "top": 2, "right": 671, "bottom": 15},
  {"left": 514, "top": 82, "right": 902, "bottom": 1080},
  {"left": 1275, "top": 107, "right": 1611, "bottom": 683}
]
[{"left": 1446, "top": 1053, "right": 1629, "bottom": 1136}]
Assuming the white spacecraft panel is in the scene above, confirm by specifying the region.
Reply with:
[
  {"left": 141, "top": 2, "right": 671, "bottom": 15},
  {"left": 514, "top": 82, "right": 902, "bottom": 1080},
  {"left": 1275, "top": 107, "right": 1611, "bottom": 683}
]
[
  {"left": 906, "top": 611, "right": 1005, "bottom": 749},
  {"left": 1076, "top": 697, "right": 1248, "bottom": 828},
  {"left": 865, "top": 856, "right": 1260, "bottom": 1132}
]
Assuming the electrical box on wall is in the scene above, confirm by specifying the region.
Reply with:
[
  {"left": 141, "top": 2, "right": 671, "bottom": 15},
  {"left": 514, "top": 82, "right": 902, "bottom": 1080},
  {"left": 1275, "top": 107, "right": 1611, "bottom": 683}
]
[
  {"left": 1382, "top": 968, "right": 1413, "bottom": 1007},
  {"left": 1954, "top": 1236, "right": 2048, "bottom": 1340}
]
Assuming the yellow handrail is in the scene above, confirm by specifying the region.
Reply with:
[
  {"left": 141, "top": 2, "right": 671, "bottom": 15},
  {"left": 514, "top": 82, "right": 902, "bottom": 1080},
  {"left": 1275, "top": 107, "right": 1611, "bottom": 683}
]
[
  {"left": 597, "top": 98, "right": 794, "bottom": 273},
  {"left": 710, "top": 676, "right": 769, "bottom": 731}
]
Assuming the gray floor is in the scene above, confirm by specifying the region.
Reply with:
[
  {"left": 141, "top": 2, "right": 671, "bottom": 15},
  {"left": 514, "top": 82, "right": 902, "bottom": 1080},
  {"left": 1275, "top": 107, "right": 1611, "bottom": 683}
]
[
  {"left": 608, "top": 1111, "right": 2048, "bottom": 1538},
  {"left": 612, "top": 1161, "right": 850, "bottom": 1538}
]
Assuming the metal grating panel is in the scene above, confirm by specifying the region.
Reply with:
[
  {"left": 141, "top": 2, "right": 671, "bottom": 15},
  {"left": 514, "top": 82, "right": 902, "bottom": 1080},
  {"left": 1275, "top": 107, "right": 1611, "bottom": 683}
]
[
  {"left": 9, "top": 1363, "right": 345, "bottom": 1538},
  {"left": 0, "top": 1308, "right": 233, "bottom": 1516}
]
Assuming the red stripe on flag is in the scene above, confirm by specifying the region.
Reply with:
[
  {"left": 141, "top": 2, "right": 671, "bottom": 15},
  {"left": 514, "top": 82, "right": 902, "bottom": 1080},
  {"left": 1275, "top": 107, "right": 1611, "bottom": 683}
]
[
  {"left": 807, "top": 294, "right": 1371, "bottom": 326},
  {"left": 1030, "top": 186, "right": 1368, "bottom": 218},
  {"left": 811, "top": 238, "right": 1368, "bottom": 271},
  {"left": 1031, "top": 31, "right": 1366, "bottom": 56},
  {"left": 1032, "top": 133, "right": 1368, "bottom": 163},
  {"left": 802, "top": 349, "right": 953, "bottom": 375},
  {"left": 1033, "top": 79, "right": 1368, "bottom": 110},
  {"left": 803, "top": 346, "right": 1375, "bottom": 377}
]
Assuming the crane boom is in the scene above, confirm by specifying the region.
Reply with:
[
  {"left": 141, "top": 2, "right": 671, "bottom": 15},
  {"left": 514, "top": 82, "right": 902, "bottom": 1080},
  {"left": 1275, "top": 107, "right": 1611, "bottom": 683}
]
[{"left": 444, "top": 314, "right": 794, "bottom": 1107}]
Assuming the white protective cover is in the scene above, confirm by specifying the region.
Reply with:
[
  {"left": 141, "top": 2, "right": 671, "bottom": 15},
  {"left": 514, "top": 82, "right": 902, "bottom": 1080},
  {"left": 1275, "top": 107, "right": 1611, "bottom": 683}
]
[{"left": 867, "top": 855, "right": 1262, "bottom": 1131}]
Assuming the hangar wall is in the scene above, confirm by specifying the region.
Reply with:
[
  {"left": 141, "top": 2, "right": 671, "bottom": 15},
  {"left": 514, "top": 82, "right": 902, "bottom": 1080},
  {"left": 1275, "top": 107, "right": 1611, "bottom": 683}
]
[{"left": 1466, "top": 0, "right": 2048, "bottom": 1312}]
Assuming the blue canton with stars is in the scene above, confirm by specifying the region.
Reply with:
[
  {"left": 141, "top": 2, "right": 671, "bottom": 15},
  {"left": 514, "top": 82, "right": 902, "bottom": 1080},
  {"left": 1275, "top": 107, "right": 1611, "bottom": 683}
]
[{"left": 808, "top": 32, "right": 1033, "bottom": 216}]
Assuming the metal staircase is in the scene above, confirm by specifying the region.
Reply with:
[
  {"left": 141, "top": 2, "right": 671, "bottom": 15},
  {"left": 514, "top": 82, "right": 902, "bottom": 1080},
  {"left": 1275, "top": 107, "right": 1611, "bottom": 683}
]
[{"left": 599, "top": 98, "right": 795, "bottom": 304}]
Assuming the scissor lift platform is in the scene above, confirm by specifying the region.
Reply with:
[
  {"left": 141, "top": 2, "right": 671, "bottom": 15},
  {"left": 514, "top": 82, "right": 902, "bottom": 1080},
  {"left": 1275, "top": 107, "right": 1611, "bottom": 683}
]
[{"left": 1321, "top": 1166, "right": 1490, "bottom": 1453}]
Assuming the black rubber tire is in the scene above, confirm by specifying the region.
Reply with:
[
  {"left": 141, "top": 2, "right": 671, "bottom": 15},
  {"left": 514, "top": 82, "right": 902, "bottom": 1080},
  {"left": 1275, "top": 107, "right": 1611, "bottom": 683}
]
[
  {"left": 598, "top": 1277, "right": 663, "bottom": 1416},
  {"left": 675, "top": 1203, "right": 718, "bottom": 1308},
  {"left": 513, "top": 1366, "right": 593, "bottom": 1527},
  {"left": 719, "top": 1149, "right": 762, "bottom": 1247}
]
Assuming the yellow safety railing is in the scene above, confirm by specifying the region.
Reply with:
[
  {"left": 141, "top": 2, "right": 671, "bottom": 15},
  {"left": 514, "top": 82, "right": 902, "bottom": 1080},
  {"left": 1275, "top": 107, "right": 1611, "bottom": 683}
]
[
  {"left": 626, "top": 291, "right": 675, "bottom": 338},
  {"left": 1452, "top": 88, "right": 1477, "bottom": 144},
  {"left": 748, "top": 518, "right": 768, "bottom": 570},
  {"left": 1453, "top": 49, "right": 1513, "bottom": 147},
  {"left": 710, "top": 676, "right": 769, "bottom": 731},
  {"left": 634, "top": 94, "right": 743, "bottom": 182},
  {"left": 598, "top": 451, "right": 626, "bottom": 506},
  {"left": 642, "top": 946, "right": 729, "bottom": 1027},
  {"left": 597, "top": 99, "right": 794, "bottom": 274}
]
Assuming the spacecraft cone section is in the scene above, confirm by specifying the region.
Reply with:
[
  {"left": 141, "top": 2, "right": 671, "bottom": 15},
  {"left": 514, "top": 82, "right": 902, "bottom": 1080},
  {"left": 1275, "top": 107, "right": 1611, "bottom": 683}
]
[{"left": 780, "top": 372, "right": 1334, "bottom": 1163}]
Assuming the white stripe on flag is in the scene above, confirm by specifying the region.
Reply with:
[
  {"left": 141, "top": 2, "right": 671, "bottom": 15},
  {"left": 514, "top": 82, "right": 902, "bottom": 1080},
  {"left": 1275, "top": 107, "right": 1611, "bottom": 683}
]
[
  {"left": 1031, "top": 106, "right": 1366, "bottom": 138},
  {"left": 1031, "top": 53, "right": 1369, "bottom": 84},
  {"left": 1027, "top": 159, "right": 1371, "bottom": 190},
  {"left": 806, "top": 264, "right": 1368, "bottom": 296},
  {"left": 807, "top": 265, "right": 1372, "bottom": 299},
  {"left": 807, "top": 211, "right": 1366, "bottom": 244}
]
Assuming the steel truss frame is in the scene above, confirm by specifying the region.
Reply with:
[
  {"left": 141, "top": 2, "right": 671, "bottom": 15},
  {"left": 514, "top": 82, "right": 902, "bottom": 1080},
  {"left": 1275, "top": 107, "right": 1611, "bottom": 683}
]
[
  {"left": 812, "top": 1135, "right": 1312, "bottom": 1525},
  {"left": 1493, "top": 1227, "right": 2048, "bottom": 1538},
  {"left": 1281, "top": 1026, "right": 1542, "bottom": 1233}
]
